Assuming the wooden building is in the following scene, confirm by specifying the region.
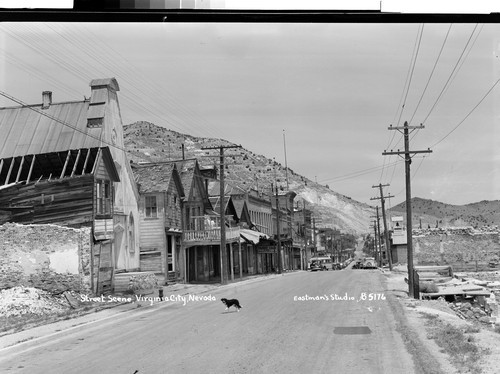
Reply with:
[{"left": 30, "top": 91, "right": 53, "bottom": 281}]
[
  {"left": 132, "top": 162, "right": 184, "bottom": 284},
  {"left": 0, "top": 78, "right": 141, "bottom": 293},
  {"left": 177, "top": 159, "right": 240, "bottom": 283}
]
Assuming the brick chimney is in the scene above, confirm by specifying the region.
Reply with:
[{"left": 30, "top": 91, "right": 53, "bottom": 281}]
[{"left": 42, "top": 91, "right": 52, "bottom": 109}]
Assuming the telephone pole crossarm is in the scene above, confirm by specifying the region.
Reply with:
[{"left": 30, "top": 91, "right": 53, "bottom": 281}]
[
  {"left": 382, "top": 121, "right": 431, "bottom": 298},
  {"left": 382, "top": 149, "right": 432, "bottom": 156}
]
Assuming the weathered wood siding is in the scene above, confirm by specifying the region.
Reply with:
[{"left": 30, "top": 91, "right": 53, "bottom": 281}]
[
  {"left": 138, "top": 192, "right": 166, "bottom": 273},
  {"left": 0, "top": 176, "right": 94, "bottom": 226},
  {"left": 165, "top": 178, "right": 182, "bottom": 230},
  {"left": 94, "top": 241, "right": 113, "bottom": 294},
  {"left": 94, "top": 153, "right": 113, "bottom": 181}
]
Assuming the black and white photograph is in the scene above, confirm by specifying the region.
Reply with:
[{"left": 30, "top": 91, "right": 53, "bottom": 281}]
[{"left": 1, "top": 1, "right": 500, "bottom": 373}]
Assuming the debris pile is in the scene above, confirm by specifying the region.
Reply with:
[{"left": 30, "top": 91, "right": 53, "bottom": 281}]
[
  {"left": 128, "top": 273, "right": 159, "bottom": 292},
  {"left": 449, "top": 301, "right": 492, "bottom": 324},
  {"left": 0, "top": 286, "right": 70, "bottom": 317}
]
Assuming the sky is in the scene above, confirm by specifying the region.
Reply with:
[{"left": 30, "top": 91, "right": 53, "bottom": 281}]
[{"left": 1, "top": 10, "right": 500, "bottom": 208}]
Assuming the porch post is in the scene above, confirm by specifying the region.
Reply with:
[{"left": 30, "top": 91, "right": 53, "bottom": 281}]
[
  {"left": 230, "top": 243, "right": 234, "bottom": 281},
  {"left": 239, "top": 239, "right": 243, "bottom": 279}
]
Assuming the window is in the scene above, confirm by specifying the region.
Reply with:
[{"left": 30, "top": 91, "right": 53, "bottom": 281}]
[
  {"left": 96, "top": 180, "right": 112, "bottom": 216},
  {"left": 145, "top": 195, "right": 158, "bottom": 218}
]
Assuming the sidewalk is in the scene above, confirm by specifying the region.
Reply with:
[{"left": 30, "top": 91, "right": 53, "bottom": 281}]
[{"left": 0, "top": 271, "right": 300, "bottom": 351}]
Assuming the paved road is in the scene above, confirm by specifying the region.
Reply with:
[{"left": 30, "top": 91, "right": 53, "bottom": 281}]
[{"left": 0, "top": 270, "right": 415, "bottom": 374}]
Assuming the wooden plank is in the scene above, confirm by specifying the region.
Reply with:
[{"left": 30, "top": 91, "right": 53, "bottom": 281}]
[
  {"left": 70, "top": 149, "right": 81, "bottom": 177},
  {"left": 91, "top": 148, "right": 101, "bottom": 175},
  {"left": 26, "top": 155, "right": 36, "bottom": 184},
  {"left": 140, "top": 252, "right": 162, "bottom": 272},
  {"left": 60, "top": 150, "right": 71, "bottom": 179},
  {"left": 15, "top": 156, "right": 24, "bottom": 183},
  {"left": 5, "top": 158, "right": 14, "bottom": 185},
  {"left": 82, "top": 148, "right": 91, "bottom": 175}
]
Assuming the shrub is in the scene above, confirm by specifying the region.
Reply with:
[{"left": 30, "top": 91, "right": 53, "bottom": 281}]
[{"left": 419, "top": 281, "right": 439, "bottom": 293}]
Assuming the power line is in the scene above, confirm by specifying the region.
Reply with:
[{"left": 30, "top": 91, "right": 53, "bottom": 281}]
[
  {"left": 318, "top": 160, "right": 402, "bottom": 184},
  {"left": 420, "top": 24, "right": 479, "bottom": 126},
  {"left": 431, "top": 77, "right": 500, "bottom": 148},
  {"left": 408, "top": 24, "right": 452, "bottom": 125},
  {"left": 0, "top": 90, "right": 151, "bottom": 162},
  {"left": 398, "top": 24, "right": 425, "bottom": 127},
  {"left": 382, "top": 24, "right": 424, "bottom": 185}
]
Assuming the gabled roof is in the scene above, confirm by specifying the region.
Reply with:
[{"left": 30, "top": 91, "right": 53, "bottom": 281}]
[
  {"left": 132, "top": 162, "right": 181, "bottom": 194},
  {"left": 175, "top": 159, "right": 198, "bottom": 195},
  {"left": 207, "top": 179, "right": 244, "bottom": 197}
]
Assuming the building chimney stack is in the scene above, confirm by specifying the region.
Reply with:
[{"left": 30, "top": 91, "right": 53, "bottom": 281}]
[{"left": 42, "top": 91, "right": 52, "bottom": 109}]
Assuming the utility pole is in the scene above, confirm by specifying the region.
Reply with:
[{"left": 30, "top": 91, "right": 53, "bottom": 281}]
[
  {"left": 273, "top": 159, "right": 282, "bottom": 274},
  {"left": 313, "top": 217, "right": 317, "bottom": 257},
  {"left": 371, "top": 183, "right": 394, "bottom": 271},
  {"left": 383, "top": 121, "right": 432, "bottom": 298},
  {"left": 370, "top": 209, "right": 382, "bottom": 266},
  {"left": 370, "top": 221, "right": 380, "bottom": 263},
  {"left": 275, "top": 183, "right": 282, "bottom": 274},
  {"left": 202, "top": 144, "right": 242, "bottom": 285}
]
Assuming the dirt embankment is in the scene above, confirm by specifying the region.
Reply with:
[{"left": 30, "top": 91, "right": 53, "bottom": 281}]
[{"left": 386, "top": 270, "right": 500, "bottom": 374}]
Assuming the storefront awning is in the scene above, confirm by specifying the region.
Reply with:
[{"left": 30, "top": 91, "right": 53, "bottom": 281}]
[{"left": 240, "top": 229, "right": 269, "bottom": 244}]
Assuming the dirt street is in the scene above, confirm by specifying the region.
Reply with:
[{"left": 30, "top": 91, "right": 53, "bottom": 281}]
[{"left": 0, "top": 270, "right": 415, "bottom": 374}]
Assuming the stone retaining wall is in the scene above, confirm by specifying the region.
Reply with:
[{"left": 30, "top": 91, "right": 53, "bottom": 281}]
[{"left": 413, "top": 227, "right": 500, "bottom": 271}]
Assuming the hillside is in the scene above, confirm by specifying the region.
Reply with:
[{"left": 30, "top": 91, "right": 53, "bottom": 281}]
[
  {"left": 389, "top": 197, "right": 500, "bottom": 229},
  {"left": 123, "top": 121, "right": 374, "bottom": 235}
]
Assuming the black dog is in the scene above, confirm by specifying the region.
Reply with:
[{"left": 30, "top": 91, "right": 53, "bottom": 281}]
[{"left": 221, "top": 298, "right": 242, "bottom": 312}]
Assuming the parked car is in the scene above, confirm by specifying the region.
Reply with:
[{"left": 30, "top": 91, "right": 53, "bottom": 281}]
[
  {"left": 363, "top": 257, "right": 377, "bottom": 269},
  {"left": 352, "top": 260, "right": 363, "bottom": 269},
  {"left": 309, "top": 261, "right": 323, "bottom": 272},
  {"left": 309, "top": 256, "right": 334, "bottom": 271}
]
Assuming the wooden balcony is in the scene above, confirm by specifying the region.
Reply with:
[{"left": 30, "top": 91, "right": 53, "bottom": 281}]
[{"left": 183, "top": 226, "right": 240, "bottom": 247}]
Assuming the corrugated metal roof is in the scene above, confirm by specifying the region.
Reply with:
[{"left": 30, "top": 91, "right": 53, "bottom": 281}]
[{"left": 0, "top": 101, "right": 104, "bottom": 159}]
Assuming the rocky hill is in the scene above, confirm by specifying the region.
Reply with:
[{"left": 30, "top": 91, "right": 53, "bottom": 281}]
[
  {"left": 123, "top": 121, "right": 374, "bottom": 235},
  {"left": 389, "top": 197, "right": 500, "bottom": 229}
]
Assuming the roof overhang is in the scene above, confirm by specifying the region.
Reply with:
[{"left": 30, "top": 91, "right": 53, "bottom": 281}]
[{"left": 240, "top": 229, "right": 270, "bottom": 244}]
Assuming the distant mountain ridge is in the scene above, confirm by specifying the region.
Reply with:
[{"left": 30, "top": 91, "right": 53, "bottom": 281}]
[
  {"left": 123, "top": 121, "right": 374, "bottom": 235},
  {"left": 389, "top": 197, "right": 500, "bottom": 228}
]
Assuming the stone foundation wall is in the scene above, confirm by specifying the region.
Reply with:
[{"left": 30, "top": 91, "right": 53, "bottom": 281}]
[
  {"left": 0, "top": 223, "right": 92, "bottom": 292},
  {"left": 413, "top": 227, "right": 500, "bottom": 271}
]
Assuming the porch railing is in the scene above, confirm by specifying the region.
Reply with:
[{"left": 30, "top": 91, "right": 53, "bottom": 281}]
[{"left": 183, "top": 227, "right": 240, "bottom": 243}]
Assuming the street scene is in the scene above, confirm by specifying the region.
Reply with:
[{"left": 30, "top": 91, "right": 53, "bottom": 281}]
[
  {"left": 2, "top": 3, "right": 500, "bottom": 374},
  {"left": 1, "top": 267, "right": 415, "bottom": 374}
]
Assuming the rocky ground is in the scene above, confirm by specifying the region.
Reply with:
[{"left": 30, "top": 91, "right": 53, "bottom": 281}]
[{"left": 386, "top": 268, "right": 500, "bottom": 374}]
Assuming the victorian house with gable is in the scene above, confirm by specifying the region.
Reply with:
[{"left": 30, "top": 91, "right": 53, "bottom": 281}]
[{"left": 132, "top": 162, "right": 184, "bottom": 284}]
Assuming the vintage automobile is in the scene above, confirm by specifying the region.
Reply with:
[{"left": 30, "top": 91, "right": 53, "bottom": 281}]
[
  {"left": 309, "top": 256, "right": 334, "bottom": 271},
  {"left": 363, "top": 257, "right": 377, "bottom": 269}
]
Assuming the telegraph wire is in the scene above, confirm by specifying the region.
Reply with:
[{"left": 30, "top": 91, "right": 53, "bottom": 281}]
[
  {"left": 420, "top": 24, "right": 479, "bottom": 126},
  {"left": 0, "top": 90, "right": 152, "bottom": 163},
  {"left": 431, "top": 76, "right": 500, "bottom": 148},
  {"left": 408, "top": 24, "right": 452, "bottom": 126},
  {"left": 319, "top": 160, "right": 403, "bottom": 184},
  {"left": 2, "top": 23, "right": 224, "bottom": 140},
  {"left": 398, "top": 24, "right": 425, "bottom": 127},
  {"left": 381, "top": 24, "right": 424, "bottom": 185}
]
